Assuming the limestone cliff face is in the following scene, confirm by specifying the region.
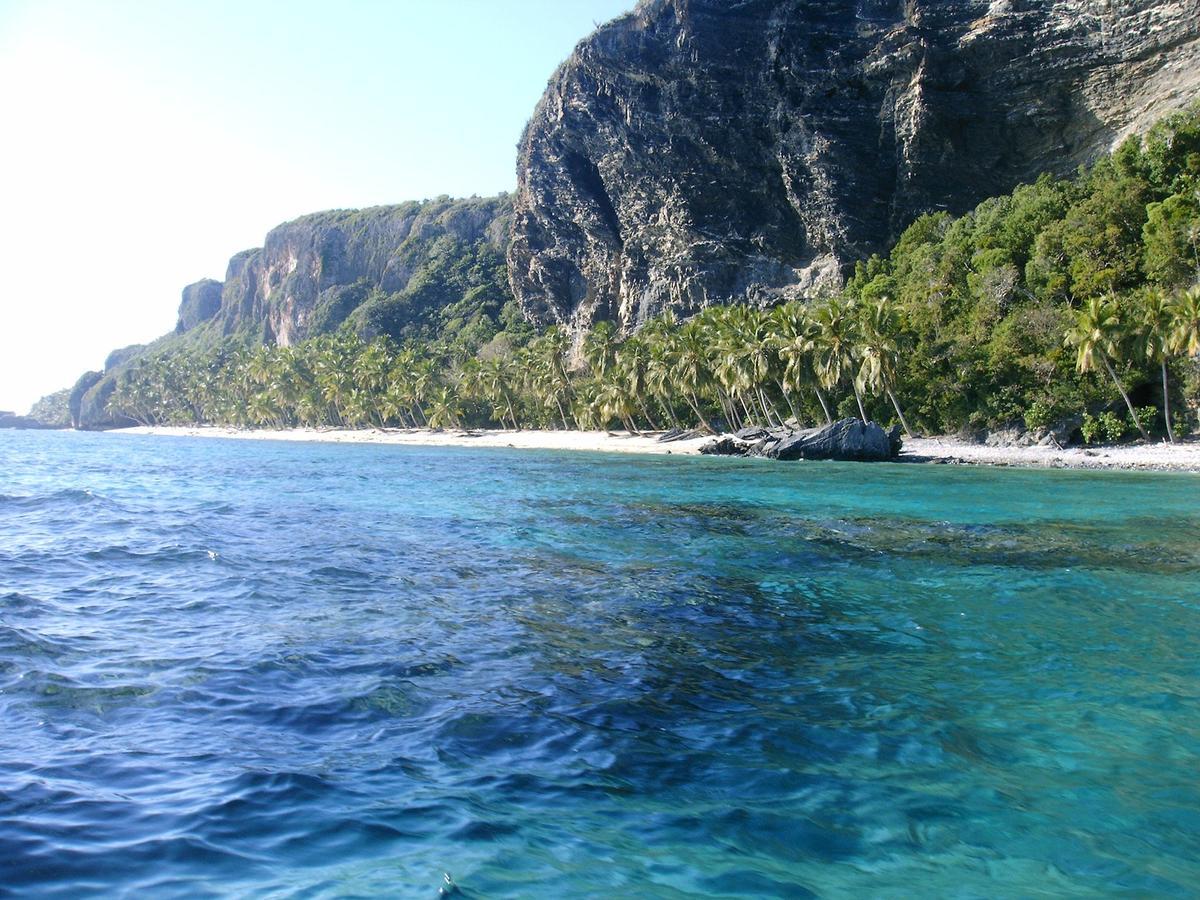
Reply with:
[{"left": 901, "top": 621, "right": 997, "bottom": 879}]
[
  {"left": 72, "top": 197, "right": 513, "bottom": 428},
  {"left": 176, "top": 280, "right": 223, "bottom": 333},
  {"left": 199, "top": 196, "right": 511, "bottom": 345},
  {"left": 509, "top": 0, "right": 1200, "bottom": 334}
]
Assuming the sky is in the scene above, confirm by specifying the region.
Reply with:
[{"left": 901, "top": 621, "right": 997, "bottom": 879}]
[{"left": 0, "top": 0, "right": 634, "bottom": 414}]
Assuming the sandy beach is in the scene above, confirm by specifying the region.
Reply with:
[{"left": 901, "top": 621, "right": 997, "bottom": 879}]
[{"left": 113, "top": 425, "right": 1200, "bottom": 472}]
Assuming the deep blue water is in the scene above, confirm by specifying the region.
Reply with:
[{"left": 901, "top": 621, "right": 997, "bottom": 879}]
[{"left": 2, "top": 430, "right": 1199, "bottom": 898}]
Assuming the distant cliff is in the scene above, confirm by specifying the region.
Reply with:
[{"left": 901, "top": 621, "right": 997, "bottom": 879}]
[
  {"left": 161, "top": 196, "right": 511, "bottom": 347},
  {"left": 199, "top": 196, "right": 512, "bottom": 345},
  {"left": 509, "top": 0, "right": 1200, "bottom": 334},
  {"left": 56, "top": 0, "right": 1200, "bottom": 427},
  {"left": 69, "top": 196, "right": 514, "bottom": 428}
]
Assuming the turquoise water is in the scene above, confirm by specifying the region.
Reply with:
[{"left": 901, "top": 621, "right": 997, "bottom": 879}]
[{"left": 2, "top": 430, "right": 1199, "bottom": 898}]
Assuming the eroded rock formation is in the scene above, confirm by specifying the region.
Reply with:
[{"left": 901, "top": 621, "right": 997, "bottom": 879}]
[
  {"left": 184, "top": 196, "right": 512, "bottom": 345},
  {"left": 510, "top": 0, "right": 1200, "bottom": 335}
]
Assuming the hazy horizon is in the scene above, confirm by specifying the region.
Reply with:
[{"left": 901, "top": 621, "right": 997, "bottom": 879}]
[{"left": 0, "top": 0, "right": 633, "bottom": 414}]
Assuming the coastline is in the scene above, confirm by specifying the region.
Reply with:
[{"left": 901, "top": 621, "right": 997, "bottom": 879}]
[{"left": 111, "top": 425, "right": 1200, "bottom": 472}]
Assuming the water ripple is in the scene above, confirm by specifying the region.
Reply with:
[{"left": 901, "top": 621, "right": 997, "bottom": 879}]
[{"left": 0, "top": 431, "right": 1198, "bottom": 897}]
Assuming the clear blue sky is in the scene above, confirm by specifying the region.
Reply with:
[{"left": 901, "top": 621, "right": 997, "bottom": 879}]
[{"left": 0, "top": 0, "right": 634, "bottom": 413}]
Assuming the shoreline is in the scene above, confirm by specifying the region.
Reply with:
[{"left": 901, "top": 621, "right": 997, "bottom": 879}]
[{"left": 110, "top": 425, "right": 1200, "bottom": 472}]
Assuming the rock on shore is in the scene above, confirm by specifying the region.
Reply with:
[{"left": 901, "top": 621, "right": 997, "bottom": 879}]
[{"left": 700, "top": 419, "right": 903, "bottom": 462}]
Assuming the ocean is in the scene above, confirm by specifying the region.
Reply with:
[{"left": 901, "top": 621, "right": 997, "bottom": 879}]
[{"left": 2, "top": 429, "right": 1198, "bottom": 897}]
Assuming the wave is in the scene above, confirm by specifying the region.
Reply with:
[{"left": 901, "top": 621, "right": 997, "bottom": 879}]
[
  {"left": 0, "top": 488, "right": 106, "bottom": 510},
  {"left": 81, "top": 545, "right": 218, "bottom": 566}
]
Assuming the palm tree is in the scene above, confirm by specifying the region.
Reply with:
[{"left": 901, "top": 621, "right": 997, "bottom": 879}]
[
  {"left": 426, "top": 386, "right": 462, "bottom": 430},
  {"left": 594, "top": 379, "right": 638, "bottom": 434},
  {"left": 640, "top": 312, "right": 684, "bottom": 429},
  {"left": 1139, "top": 289, "right": 1176, "bottom": 441},
  {"left": 528, "top": 329, "right": 576, "bottom": 429},
  {"left": 583, "top": 321, "right": 618, "bottom": 381},
  {"left": 672, "top": 320, "right": 719, "bottom": 432},
  {"left": 353, "top": 338, "right": 395, "bottom": 426},
  {"left": 713, "top": 306, "right": 782, "bottom": 427},
  {"left": 615, "top": 336, "right": 658, "bottom": 430},
  {"left": 812, "top": 296, "right": 867, "bottom": 422},
  {"left": 1065, "top": 295, "right": 1150, "bottom": 440},
  {"left": 1172, "top": 284, "right": 1200, "bottom": 357},
  {"left": 856, "top": 297, "right": 913, "bottom": 436},
  {"left": 480, "top": 357, "right": 519, "bottom": 429},
  {"left": 1170, "top": 285, "right": 1200, "bottom": 438},
  {"left": 772, "top": 303, "right": 833, "bottom": 425}
]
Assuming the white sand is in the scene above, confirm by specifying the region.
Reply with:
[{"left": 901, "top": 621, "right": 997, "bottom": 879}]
[
  {"left": 901, "top": 436, "right": 1200, "bottom": 472},
  {"left": 113, "top": 425, "right": 713, "bottom": 456},
  {"left": 113, "top": 425, "right": 1200, "bottom": 472}
]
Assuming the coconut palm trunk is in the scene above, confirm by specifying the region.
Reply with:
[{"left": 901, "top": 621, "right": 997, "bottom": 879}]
[
  {"left": 1101, "top": 352, "right": 1150, "bottom": 440},
  {"left": 1161, "top": 360, "right": 1174, "bottom": 443},
  {"left": 636, "top": 396, "right": 657, "bottom": 431},
  {"left": 554, "top": 395, "right": 571, "bottom": 431},
  {"left": 814, "top": 386, "right": 833, "bottom": 425},
  {"left": 852, "top": 384, "right": 868, "bottom": 423},
  {"left": 686, "top": 391, "right": 717, "bottom": 433},
  {"left": 659, "top": 395, "right": 681, "bottom": 429},
  {"left": 738, "top": 394, "right": 755, "bottom": 425},
  {"left": 777, "top": 379, "right": 803, "bottom": 424},
  {"left": 717, "top": 392, "right": 739, "bottom": 430},
  {"left": 757, "top": 388, "right": 780, "bottom": 427},
  {"left": 885, "top": 386, "right": 913, "bottom": 437},
  {"left": 503, "top": 391, "right": 520, "bottom": 430}
]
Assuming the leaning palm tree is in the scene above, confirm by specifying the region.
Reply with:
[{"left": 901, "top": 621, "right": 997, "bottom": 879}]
[
  {"left": 542, "top": 326, "right": 581, "bottom": 429},
  {"left": 1172, "top": 284, "right": 1200, "bottom": 357},
  {"left": 812, "top": 296, "right": 867, "bottom": 422},
  {"left": 480, "top": 357, "right": 520, "bottom": 430},
  {"left": 717, "top": 306, "right": 782, "bottom": 427},
  {"left": 583, "top": 321, "right": 619, "bottom": 381},
  {"left": 672, "top": 320, "right": 719, "bottom": 432},
  {"left": 645, "top": 336, "right": 683, "bottom": 429},
  {"left": 1065, "top": 294, "right": 1150, "bottom": 440},
  {"left": 426, "top": 386, "right": 462, "bottom": 430},
  {"left": 614, "top": 336, "right": 658, "bottom": 430},
  {"left": 855, "top": 297, "right": 913, "bottom": 436},
  {"left": 771, "top": 302, "right": 833, "bottom": 425},
  {"left": 1139, "top": 289, "right": 1176, "bottom": 442},
  {"left": 594, "top": 379, "right": 639, "bottom": 435}
]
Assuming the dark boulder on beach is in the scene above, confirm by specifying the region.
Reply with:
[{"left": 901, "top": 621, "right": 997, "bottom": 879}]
[
  {"left": 0, "top": 412, "right": 56, "bottom": 430},
  {"left": 701, "top": 419, "right": 902, "bottom": 462},
  {"left": 699, "top": 436, "right": 754, "bottom": 456},
  {"left": 768, "top": 419, "right": 899, "bottom": 462}
]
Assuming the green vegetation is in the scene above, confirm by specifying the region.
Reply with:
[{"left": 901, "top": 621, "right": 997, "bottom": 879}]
[
  {"left": 27, "top": 389, "right": 71, "bottom": 427},
  {"left": 108, "top": 108, "right": 1200, "bottom": 442}
]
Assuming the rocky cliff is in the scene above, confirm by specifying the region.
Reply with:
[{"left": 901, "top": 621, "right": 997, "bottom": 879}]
[
  {"left": 186, "top": 195, "right": 513, "bottom": 345},
  {"left": 69, "top": 196, "right": 514, "bottom": 428},
  {"left": 509, "top": 0, "right": 1200, "bottom": 335}
]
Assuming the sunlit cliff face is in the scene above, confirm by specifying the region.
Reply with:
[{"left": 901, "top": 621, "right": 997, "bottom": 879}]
[{"left": 509, "top": 0, "right": 1200, "bottom": 337}]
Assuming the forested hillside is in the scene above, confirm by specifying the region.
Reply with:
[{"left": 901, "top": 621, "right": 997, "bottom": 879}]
[{"left": 102, "top": 107, "right": 1200, "bottom": 444}]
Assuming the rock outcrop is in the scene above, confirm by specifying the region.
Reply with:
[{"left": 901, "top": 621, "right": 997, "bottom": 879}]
[
  {"left": 0, "top": 413, "right": 57, "bottom": 430},
  {"left": 72, "top": 196, "right": 514, "bottom": 428},
  {"left": 206, "top": 196, "right": 512, "bottom": 345},
  {"left": 510, "top": 0, "right": 1200, "bottom": 335},
  {"left": 176, "top": 280, "right": 223, "bottom": 333},
  {"left": 68, "top": 371, "right": 105, "bottom": 429},
  {"left": 700, "top": 419, "right": 902, "bottom": 461}
]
